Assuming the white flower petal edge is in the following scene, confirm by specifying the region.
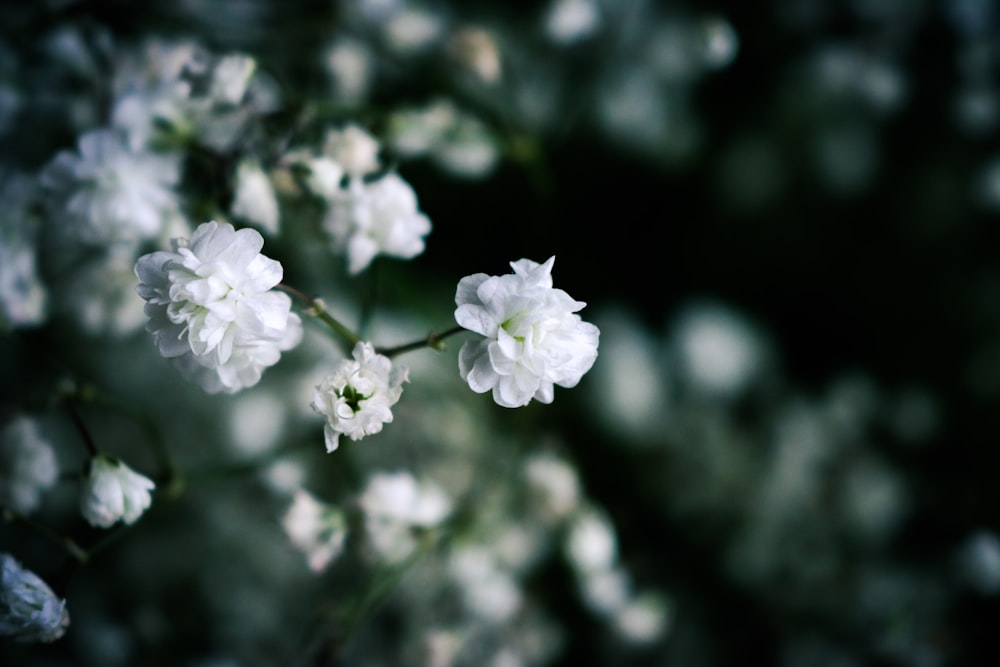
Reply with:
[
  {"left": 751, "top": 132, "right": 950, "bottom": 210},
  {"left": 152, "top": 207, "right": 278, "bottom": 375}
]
[
  {"left": 80, "top": 455, "right": 155, "bottom": 529},
  {"left": 310, "top": 342, "right": 409, "bottom": 452},
  {"left": 135, "top": 220, "right": 302, "bottom": 394},
  {"left": 455, "top": 256, "right": 599, "bottom": 408}
]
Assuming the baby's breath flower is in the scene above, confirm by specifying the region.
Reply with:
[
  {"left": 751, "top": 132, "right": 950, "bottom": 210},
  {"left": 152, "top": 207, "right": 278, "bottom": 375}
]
[
  {"left": 281, "top": 490, "right": 347, "bottom": 573},
  {"left": 359, "top": 471, "right": 452, "bottom": 562},
  {"left": 135, "top": 221, "right": 302, "bottom": 394},
  {"left": 0, "top": 554, "right": 69, "bottom": 643},
  {"left": 323, "top": 123, "right": 381, "bottom": 179},
  {"left": 230, "top": 158, "right": 280, "bottom": 235},
  {"left": 311, "top": 342, "right": 408, "bottom": 452},
  {"left": 40, "top": 128, "right": 181, "bottom": 247},
  {"left": 322, "top": 173, "right": 432, "bottom": 274},
  {"left": 0, "top": 417, "right": 58, "bottom": 515},
  {"left": 80, "top": 454, "right": 155, "bottom": 528},
  {"left": 455, "top": 257, "right": 599, "bottom": 407}
]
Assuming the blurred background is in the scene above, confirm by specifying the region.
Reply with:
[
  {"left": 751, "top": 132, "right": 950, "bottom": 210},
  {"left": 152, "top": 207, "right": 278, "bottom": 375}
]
[{"left": 3, "top": 0, "right": 1000, "bottom": 665}]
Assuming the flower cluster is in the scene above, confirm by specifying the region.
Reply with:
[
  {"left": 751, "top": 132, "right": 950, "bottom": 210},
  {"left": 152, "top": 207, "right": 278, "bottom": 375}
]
[
  {"left": 310, "top": 342, "right": 408, "bottom": 452},
  {"left": 455, "top": 256, "right": 600, "bottom": 407},
  {"left": 135, "top": 220, "right": 302, "bottom": 394}
]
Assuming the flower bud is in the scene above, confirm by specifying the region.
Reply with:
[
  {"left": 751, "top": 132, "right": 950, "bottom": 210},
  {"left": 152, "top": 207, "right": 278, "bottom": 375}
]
[
  {"left": 80, "top": 454, "right": 155, "bottom": 528},
  {"left": 0, "top": 553, "right": 69, "bottom": 643}
]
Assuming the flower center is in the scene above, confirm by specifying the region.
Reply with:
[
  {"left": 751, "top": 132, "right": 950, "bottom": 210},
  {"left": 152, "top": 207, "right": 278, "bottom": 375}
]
[{"left": 339, "top": 385, "right": 369, "bottom": 413}]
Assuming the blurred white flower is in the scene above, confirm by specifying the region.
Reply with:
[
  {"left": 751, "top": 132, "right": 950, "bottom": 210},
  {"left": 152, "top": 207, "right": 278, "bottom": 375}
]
[
  {"left": 230, "top": 158, "right": 280, "bottom": 234},
  {"left": 40, "top": 128, "right": 181, "bottom": 247},
  {"left": 292, "top": 154, "right": 345, "bottom": 201},
  {"left": 565, "top": 506, "right": 617, "bottom": 575},
  {"left": 447, "top": 27, "right": 502, "bottom": 84},
  {"left": 671, "top": 302, "right": 767, "bottom": 400},
  {"left": 209, "top": 54, "right": 256, "bottom": 106},
  {"left": 323, "top": 124, "right": 381, "bottom": 179},
  {"left": 956, "top": 530, "right": 1000, "bottom": 595},
  {"left": 387, "top": 99, "right": 500, "bottom": 179},
  {"left": 0, "top": 175, "right": 47, "bottom": 329},
  {"left": 544, "top": 0, "right": 601, "bottom": 45},
  {"left": 322, "top": 173, "right": 432, "bottom": 274},
  {"left": 360, "top": 471, "right": 452, "bottom": 562},
  {"left": 135, "top": 221, "right": 302, "bottom": 394},
  {"left": 0, "top": 417, "right": 58, "bottom": 515},
  {"left": 61, "top": 250, "right": 149, "bottom": 337},
  {"left": 612, "top": 592, "right": 671, "bottom": 645},
  {"left": 449, "top": 546, "right": 523, "bottom": 622},
  {"left": 282, "top": 490, "right": 347, "bottom": 573},
  {"left": 455, "top": 257, "right": 599, "bottom": 408},
  {"left": 524, "top": 451, "right": 580, "bottom": 521},
  {"left": 323, "top": 37, "right": 375, "bottom": 105},
  {"left": 0, "top": 553, "right": 69, "bottom": 643},
  {"left": 311, "top": 341, "right": 408, "bottom": 452},
  {"left": 80, "top": 455, "right": 155, "bottom": 528}
]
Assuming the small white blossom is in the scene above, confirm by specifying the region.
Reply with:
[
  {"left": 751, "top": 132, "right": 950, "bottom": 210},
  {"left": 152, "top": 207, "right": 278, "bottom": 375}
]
[
  {"left": 281, "top": 490, "right": 347, "bottom": 573},
  {"left": 0, "top": 417, "right": 58, "bottom": 515},
  {"left": 565, "top": 506, "right": 618, "bottom": 575},
  {"left": 209, "top": 54, "right": 257, "bottom": 106},
  {"left": 135, "top": 221, "right": 302, "bottom": 394},
  {"left": 230, "top": 158, "right": 280, "bottom": 234},
  {"left": 295, "top": 154, "right": 345, "bottom": 201},
  {"left": 359, "top": 471, "right": 452, "bottom": 562},
  {"left": 310, "top": 342, "right": 408, "bottom": 452},
  {"left": 40, "top": 128, "right": 181, "bottom": 247},
  {"left": 524, "top": 451, "right": 581, "bottom": 521},
  {"left": 455, "top": 257, "right": 599, "bottom": 408},
  {"left": 80, "top": 455, "right": 155, "bottom": 528},
  {"left": 0, "top": 553, "right": 69, "bottom": 643},
  {"left": 322, "top": 172, "right": 432, "bottom": 274},
  {"left": 387, "top": 99, "right": 500, "bottom": 179},
  {"left": 323, "top": 124, "right": 381, "bottom": 179},
  {"left": 0, "top": 175, "right": 47, "bottom": 329}
]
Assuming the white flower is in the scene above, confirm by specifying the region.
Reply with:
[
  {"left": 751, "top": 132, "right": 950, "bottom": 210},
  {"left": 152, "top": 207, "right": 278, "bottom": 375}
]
[
  {"left": 0, "top": 175, "right": 47, "bottom": 329},
  {"left": 359, "top": 471, "right": 452, "bottom": 562},
  {"left": 565, "top": 506, "right": 618, "bottom": 575},
  {"left": 230, "top": 158, "right": 280, "bottom": 234},
  {"left": 135, "top": 221, "right": 302, "bottom": 394},
  {"left": 209, "top": 54, "right": 256, "bottom": 106},
  {"left": 322, "top": 173, "right": 432, "bottom": 274},
  {"left": 40, "top": 128, "right": 181, "bottom": 246},
  {"left": 455, "top": 257, "right": 599, "bottom": 408},
  {"left": 386, "top": 99, "right": 499, "bottom": 179},
  {"left": 322, "top": 123, "right": 380, "bottom": 178},
  {"left": 0, "top": 417, "right": 58, "bottom": 515},
  {"left": 0, "top": 553, "right": 69, "bottom": 643},
  {"left": 281, "top": 490, "right": 347, "bottom": 573},
  {"left": 310, "top": 342, "right": 408, "bottom": 452},
  {"left": 80, "top": 455, "right": 155, "bottom": 528}
]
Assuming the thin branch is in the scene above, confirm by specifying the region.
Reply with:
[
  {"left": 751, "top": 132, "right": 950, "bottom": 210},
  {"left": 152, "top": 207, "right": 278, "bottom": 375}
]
[
  {"left": 376, "top": 325, "right": 466, "bottom": 358},
  {"left": 277, "top": 284, "right": 360, "bottom": 352}
]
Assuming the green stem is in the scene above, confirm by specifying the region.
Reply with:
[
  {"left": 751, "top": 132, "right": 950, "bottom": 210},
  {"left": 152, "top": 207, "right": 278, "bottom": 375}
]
[
  {"left": 278, "top": 284, "right": 361, "bottom": 353},
  {"left": 6, "top": 512, "right": 89, "bottom": 563},
  {"left": 358, "top": 261, "right": 378, "bottom": 340},
  {"left": 63, "top": 399, "right": 98, "bottom": 458},
  {"left": 87, "top": 391, "right": 178, "bottom": 492},
  {"left": 376, "top": 325, "right": 466, "bottom": 358}
]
